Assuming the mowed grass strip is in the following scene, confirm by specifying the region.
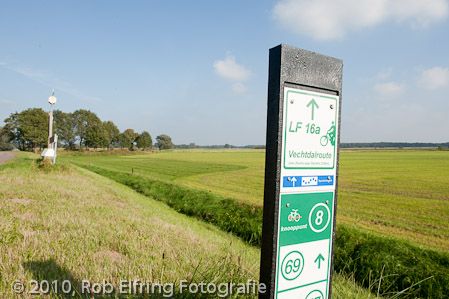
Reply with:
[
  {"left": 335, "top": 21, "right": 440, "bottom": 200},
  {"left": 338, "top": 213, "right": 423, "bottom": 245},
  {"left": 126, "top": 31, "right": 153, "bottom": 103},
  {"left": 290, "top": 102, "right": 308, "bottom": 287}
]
[
  {"left": 76, "top": 164, "right": 263, "bottom": 246},
  {"left": 0, "top": 155, "right": 374, "bottom": 298}
]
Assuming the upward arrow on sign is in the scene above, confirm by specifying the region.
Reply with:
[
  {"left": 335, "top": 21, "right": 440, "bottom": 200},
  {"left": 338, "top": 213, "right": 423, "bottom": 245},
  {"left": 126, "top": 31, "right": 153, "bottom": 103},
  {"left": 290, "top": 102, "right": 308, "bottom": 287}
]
[
  {"left": 314, "top": 253, "right": 325, "bottom": 269},
  {"left": 290, "top": 177, "right": 297, "bottom": 187},
  {"left": 307, "top": 99, "right": 319, "bottom": 120}
]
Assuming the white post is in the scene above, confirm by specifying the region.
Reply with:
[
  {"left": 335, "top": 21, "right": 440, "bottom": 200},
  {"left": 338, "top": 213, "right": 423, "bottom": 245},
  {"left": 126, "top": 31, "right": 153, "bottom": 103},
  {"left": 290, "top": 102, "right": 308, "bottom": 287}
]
[
  {"left": 41, "top": 91, "right": 58, "bottom": 164},
  {"left": 52, "top": 134, "right": 58, "bottom": 164},
  {"left": 48, "top": 107, "right": 53, "bottom": 149}
]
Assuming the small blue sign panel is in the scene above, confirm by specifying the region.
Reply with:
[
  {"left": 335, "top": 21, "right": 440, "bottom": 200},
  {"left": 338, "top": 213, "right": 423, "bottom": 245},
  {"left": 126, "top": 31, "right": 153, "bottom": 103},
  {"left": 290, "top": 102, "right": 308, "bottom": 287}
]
[{"left": 283, "top": 175, "right": 334, "bottom": 188}]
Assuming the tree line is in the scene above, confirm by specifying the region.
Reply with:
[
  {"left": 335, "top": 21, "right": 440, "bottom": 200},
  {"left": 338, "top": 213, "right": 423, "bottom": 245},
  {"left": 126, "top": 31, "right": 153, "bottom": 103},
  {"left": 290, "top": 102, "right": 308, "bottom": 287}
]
[
  {"left": 0, "top": 108, "right": 174, "bottom": 151},
  {"left": 340, "top": 142, "right": 449, "bottom": 149}
]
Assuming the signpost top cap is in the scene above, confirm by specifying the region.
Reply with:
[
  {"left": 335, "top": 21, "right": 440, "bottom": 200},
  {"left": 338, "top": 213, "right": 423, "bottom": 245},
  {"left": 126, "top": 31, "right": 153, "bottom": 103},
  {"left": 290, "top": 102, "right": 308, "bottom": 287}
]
[{"left": 48, "top": 95, "right": 57, "bottom": 105}]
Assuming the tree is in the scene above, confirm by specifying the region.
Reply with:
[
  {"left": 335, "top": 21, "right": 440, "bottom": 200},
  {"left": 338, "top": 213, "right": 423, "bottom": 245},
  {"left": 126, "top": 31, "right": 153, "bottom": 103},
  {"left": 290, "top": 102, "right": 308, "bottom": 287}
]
[
  {"left": 72, "top": 109, "right": 102, "bottom": 148},
  {"left": 54, "top": 110, "right": 76, "bottom": 149},
  {"left": 103, "top": 121, "right": 120, "bottom": 149},
  {"left": 2, "top": 113, "right": 19, "bottom": 148},
  {"left": 156, "top": 134, "right": 174, "bottom": 150},
  {"left": 119, "top": 129, "right": 138, "bottom": 149},
  {"left": 84, "top": 120, "right": 108, "bottom": 149},
  {"left": 3, "top": 108, "right": 48, "bottom": 150},
  {"left": 0, "top": 126, "right": 14, "bottom": 151},
  {"left": 136, "top": 131, "right": 152, "bottom": 150},
  {"left": 18, "top": 108, "right": 48, "bottom": 150},
  {"left": 0, "top": 126, "right": 5, "bottom": 142}
]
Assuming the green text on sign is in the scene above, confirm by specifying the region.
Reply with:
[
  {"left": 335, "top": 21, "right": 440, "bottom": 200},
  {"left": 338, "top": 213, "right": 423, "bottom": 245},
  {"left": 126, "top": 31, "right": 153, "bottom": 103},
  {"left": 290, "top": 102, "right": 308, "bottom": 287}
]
[{"left": 283, "top": 87, "right": 339, "bottom": 170}]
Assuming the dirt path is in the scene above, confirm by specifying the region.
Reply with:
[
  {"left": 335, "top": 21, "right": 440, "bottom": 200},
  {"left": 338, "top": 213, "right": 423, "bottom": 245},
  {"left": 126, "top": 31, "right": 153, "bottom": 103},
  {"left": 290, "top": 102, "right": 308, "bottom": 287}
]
[{"left": 0, "top": 152, "right": 15, "bottom": 164}]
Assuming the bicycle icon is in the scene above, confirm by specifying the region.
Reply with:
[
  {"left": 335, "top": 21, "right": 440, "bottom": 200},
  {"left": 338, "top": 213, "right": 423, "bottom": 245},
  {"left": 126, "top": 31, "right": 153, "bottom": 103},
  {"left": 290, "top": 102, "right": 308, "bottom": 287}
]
[
  {"left": 320, "top": 121, "right": 336, "bottom": 146},
  {"left": 288, "top": 209, "right": 302, "bottom": 222}
]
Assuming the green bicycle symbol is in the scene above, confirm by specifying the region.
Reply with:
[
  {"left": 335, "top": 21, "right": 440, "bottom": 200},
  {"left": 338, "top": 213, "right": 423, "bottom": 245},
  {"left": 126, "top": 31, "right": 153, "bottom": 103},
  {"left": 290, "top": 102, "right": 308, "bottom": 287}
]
[
  {"left": 288, "top": 209, "right": 302, "bottom": 222},
  {"left": 320, "top": 121, "right": 336, "bottom": 146}
]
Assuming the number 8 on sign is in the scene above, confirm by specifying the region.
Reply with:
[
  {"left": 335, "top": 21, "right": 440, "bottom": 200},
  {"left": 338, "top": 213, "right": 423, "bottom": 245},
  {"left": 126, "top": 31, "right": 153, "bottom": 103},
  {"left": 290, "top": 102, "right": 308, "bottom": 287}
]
[{"left": 308, "top": 203, "right": 330, "bottom": 233}]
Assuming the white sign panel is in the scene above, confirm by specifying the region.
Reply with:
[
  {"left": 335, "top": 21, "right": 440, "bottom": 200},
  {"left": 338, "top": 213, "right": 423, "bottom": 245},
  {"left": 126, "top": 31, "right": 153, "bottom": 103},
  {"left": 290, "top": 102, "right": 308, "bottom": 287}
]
[
  {"left": 280, "top": 87, "right": 339, "bottom": 194},
  {"left": 283, "top": 87, "right": 338, "bottom": 170},
  {"left": 274, "top": 86, "right": 340, "bottom": 299}
]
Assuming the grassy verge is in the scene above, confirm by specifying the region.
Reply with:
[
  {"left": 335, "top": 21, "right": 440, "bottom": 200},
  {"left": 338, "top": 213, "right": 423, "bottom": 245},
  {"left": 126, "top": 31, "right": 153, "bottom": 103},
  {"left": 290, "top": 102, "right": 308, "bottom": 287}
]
[
  {"left": 0, "top": 155, "right": 374, "bottom": 298},
  {"left": 76, "top": 164, "right": 263, "bottom": 246},
  {"left": 1, "top": 156, "right": 259, "bottom": 298},
  {"left": 79, "top": 164, "right": 449, "bottom": 298}
]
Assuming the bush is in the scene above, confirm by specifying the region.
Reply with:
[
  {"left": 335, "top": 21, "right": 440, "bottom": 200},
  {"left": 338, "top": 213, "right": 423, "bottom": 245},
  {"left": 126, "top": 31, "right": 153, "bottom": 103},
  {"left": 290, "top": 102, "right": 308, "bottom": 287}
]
[{"left": 0, "top": 142, "right": 15, "bottom": 151}]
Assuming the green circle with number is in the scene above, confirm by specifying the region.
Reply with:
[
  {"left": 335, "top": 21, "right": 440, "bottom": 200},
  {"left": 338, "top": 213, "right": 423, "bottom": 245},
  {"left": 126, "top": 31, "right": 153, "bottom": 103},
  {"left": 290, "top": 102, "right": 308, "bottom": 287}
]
[
  {"left": 308, "top": 203, "right": 330, "bottom": 233},
  {"left": 306, "top": 289, "right": 324, "bottom": 299},
  {"left": 281, "top": 250, "right": 304, "bottom": 280}
]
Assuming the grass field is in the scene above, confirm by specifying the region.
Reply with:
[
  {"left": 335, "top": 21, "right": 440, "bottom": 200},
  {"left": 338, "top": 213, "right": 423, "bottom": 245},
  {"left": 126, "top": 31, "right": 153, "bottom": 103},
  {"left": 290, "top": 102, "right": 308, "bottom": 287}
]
[
  {"left": 338, "top": 150, "right": 449, "bottom": 251},
  {"left": 66, "top": 150, "right": 264, "bottom": 207},
  {"left": 65, "top": 149, "right": 449, "bottom": 252},
  {"left": 0, "top": 153, "right": 375, "bottom": 298}
]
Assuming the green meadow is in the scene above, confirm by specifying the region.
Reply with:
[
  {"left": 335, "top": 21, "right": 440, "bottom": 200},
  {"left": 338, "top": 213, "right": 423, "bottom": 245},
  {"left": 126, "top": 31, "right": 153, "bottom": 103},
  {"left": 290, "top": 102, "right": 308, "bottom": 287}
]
[
  {"left": 66, "top": 149, "right": 449, "bottom": 252},
  {"left": 2, "top": 149, "right": 449, "bottom": 298},
  {"left": 0, "top": 153, "right": 373, "bottom": 298},
  {"left": 61, "top": 149, "right": 449, "bottom": 298}
]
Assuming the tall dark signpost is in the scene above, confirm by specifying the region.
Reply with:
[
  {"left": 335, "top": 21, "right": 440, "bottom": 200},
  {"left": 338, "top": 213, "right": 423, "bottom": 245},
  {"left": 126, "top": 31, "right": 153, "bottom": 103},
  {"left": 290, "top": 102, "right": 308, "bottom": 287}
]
[{"left": 259, "top": 45, "right": 343, "bottom": 299}]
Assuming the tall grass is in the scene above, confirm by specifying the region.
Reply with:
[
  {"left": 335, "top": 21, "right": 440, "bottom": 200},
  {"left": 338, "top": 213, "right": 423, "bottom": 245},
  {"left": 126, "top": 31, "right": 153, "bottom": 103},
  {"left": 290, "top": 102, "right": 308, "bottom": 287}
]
[
  {"left": 0, "top": 158, "right": 261, "bottom": 298},
  {"left": 335, "top": 225, "right": 449, "bottom": 298}
]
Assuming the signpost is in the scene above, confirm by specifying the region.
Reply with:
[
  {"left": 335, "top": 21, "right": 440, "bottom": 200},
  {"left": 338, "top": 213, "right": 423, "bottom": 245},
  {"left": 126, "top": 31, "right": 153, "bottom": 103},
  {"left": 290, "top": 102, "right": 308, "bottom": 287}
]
[
  {"left": 260, "top": 45, "right": 343, "bottom": 299},
  {"left": 41, "top": 90, "right": 58, "bottom": 164}
]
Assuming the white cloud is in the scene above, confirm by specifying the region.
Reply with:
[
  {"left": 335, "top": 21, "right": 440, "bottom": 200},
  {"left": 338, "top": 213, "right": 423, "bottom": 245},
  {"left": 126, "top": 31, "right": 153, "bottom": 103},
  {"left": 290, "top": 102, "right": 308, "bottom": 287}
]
[
  {"left": 273, "top": 0, "right": 449, "bottom": 40},
  {"left": 419, "top": 66, "right": 449, "bottom": 90},
  {"left": 213, "top": 55, "right": 251, "bottom": 93},
  {"left": 374, "top": 81, "right": 405, "bottom": 97},
  {"left": 213, "top": 55, "right": 251, "bottom": 81}
]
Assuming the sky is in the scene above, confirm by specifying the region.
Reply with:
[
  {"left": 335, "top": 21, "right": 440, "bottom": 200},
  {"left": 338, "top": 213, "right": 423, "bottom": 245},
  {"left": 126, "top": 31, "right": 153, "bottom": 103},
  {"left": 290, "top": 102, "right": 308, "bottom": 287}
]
[{"left": 1, "top": 0, "right": 449, "bottom": 145}]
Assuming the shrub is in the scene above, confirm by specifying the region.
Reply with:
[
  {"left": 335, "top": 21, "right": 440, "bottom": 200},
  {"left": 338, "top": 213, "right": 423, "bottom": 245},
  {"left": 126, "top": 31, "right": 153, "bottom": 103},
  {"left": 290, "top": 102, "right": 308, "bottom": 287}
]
[{"left": 0, "top": 142, "right": 15, "bottom": 151}]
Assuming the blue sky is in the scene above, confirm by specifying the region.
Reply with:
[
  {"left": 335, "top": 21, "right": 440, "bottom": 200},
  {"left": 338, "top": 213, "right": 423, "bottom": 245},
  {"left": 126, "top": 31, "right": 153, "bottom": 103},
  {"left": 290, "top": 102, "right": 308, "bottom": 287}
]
[{"left": 1, "top": 0, "right": 449, "bottom": 145}]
